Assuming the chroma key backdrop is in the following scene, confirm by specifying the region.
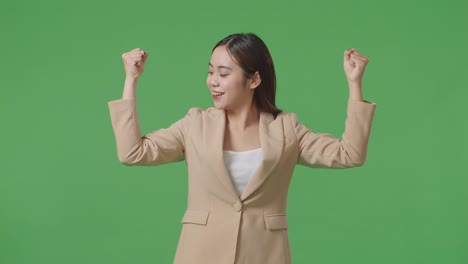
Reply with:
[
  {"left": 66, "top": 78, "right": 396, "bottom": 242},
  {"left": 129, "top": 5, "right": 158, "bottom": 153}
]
[{"left": 3, "top": 0, "right": 467, "bottom": 263}]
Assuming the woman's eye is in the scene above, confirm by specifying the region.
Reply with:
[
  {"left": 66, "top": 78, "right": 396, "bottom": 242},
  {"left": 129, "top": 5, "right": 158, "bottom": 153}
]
[{"left": 207, "top": 71, "right": 228, "bottom": 77}]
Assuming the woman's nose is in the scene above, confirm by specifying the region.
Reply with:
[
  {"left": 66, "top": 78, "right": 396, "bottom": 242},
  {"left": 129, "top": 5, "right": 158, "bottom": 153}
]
[{"left": 210, "top": 77, "right": 219, "bottom": 86}]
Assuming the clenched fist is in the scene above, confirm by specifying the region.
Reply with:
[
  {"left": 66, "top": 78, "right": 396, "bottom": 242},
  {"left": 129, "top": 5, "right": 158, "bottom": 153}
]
[
  {"left": 344, "top": 48, "right": 369, "bottom": 83},
  {"left": 122, "top": 48, "right": 148, "bottom": 79}
]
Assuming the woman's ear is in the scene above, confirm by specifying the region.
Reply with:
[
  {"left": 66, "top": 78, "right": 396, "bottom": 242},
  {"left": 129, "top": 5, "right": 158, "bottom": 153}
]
[{"left": 250, "top": 71, "right": 262, "bottom": 89}]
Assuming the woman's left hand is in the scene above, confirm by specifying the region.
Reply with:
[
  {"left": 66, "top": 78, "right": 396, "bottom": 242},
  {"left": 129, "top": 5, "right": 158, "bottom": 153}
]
[{"left": 344, "top": 48, "right": 369, "bottom": 83}]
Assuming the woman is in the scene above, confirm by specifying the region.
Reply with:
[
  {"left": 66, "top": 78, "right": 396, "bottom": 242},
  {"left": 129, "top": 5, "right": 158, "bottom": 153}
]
[{"left": 108, "top": 33, "right": 377, "bottom": 264}]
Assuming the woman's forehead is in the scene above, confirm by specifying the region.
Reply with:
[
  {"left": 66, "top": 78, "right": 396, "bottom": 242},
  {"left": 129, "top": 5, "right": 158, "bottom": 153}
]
[{"left": 209, "top": 46, "right": 239, "bottom": 69}]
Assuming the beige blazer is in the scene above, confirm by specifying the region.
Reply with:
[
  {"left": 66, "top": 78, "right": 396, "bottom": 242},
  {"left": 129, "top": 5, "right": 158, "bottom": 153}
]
[{"left": 107, "top": 98, "right": 377, "bottom": 264}]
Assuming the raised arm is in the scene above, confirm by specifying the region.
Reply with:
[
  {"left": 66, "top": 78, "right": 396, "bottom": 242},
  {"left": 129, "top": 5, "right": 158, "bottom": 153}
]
[
  {"left": 107, "top": 47, "right": 196, "bottom": 166},
  {"left": 291, "top": 48, "right": 377, "bottom": 168},
  {"left": 291, "top": 99, "right": 377, "bottom": 168}
]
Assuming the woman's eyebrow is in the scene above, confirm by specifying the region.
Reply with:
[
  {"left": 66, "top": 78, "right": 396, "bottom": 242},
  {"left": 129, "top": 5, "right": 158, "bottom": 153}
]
[{"left": 208, "top": 63, "right": 232, "bottom": 70}]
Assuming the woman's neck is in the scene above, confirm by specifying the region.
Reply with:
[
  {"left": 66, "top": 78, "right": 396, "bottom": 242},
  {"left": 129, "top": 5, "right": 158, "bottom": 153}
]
[{"left": 225, "top": 104, "right": 260, "bottom": 131}]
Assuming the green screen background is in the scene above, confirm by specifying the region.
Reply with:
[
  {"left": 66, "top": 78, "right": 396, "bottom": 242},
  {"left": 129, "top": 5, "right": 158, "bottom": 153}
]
[{"left": 3, "top": 0, "right": 467, "bottom": 263}]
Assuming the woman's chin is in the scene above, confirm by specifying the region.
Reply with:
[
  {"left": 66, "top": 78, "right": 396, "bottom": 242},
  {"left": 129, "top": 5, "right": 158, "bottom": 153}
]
[
  {"left": 213, "top": 104, "right": 225, "bottom": 110},
  {"left": 212, "top": 101, "right": 225, "bottom": 110}
]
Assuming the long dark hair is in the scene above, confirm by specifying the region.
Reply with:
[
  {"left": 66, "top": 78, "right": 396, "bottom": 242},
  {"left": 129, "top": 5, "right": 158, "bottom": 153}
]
[{"left": 212, "top": 33, "right": 283, "bottom": 118}]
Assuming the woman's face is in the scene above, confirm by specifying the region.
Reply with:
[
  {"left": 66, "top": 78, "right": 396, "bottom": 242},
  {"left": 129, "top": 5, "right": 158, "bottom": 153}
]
[{"left": 207, "top": 45, "right": 258, "bottom": 110}]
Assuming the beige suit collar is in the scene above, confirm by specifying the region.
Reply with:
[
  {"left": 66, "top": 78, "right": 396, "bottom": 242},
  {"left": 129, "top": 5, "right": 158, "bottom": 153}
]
[{"left": 205, "top": 107, "right": 284, "bottom": 202}]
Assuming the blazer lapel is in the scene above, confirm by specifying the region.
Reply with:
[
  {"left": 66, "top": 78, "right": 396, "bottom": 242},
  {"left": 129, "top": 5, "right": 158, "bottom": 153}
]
[
  {"left": 205, "top": 108, "right": 284, "bottom": 202},
  {"left": 204, "top": 109, "right": 238, "bottom": 200},
  {"left": 239, "top": 111, "right": 284, "bottom": 201}
]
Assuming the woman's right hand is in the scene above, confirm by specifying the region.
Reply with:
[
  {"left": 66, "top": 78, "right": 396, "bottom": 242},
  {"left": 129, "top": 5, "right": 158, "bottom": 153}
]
[{"left": 122, "top": 48, "right": 148, "bottom": 80}]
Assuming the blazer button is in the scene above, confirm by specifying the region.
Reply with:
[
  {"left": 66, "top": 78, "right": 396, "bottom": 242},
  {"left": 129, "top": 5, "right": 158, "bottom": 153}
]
[{"left": 233, "top": 202, "right": 242, "bottom": 211}]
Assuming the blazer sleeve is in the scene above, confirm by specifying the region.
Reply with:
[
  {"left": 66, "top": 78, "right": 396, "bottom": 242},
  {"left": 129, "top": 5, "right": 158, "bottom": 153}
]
[
  {"left": 107, "top": 98, "right": 197, "bottom": 166},
  {"left": 291, "top": 99, "right": 377, "bottom": 168}
]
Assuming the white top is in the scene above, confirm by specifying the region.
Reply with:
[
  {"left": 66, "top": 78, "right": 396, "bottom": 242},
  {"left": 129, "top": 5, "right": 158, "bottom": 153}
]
[{"left": 223, "top": 148, "right": 263, "bottom": 195}]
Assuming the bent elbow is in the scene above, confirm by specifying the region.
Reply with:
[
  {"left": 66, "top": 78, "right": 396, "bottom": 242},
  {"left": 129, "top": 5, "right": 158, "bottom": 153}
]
[
  {"left": 349, "top": 156, "right": 367, "bottom": 167},
  {"left": 118, "top": 156, "right": 136, "bottom": 166},
  {"left": 117, "top": 150, "right": 142, "bottom": 166},
  {"left": 342, "top": 151, "right": 366, "bottom": 168},
  {"left": 353, "top": 159, "right": 365, "bottom": 167},
  {"left": 119, "top": 160, "right": 135, "bottom": 166},
  {"left": 116, "top": 141, "right": 146, "bottom": 166},
  {"left": 343, "top": 146, "right": 368, "bottom": 168}
]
